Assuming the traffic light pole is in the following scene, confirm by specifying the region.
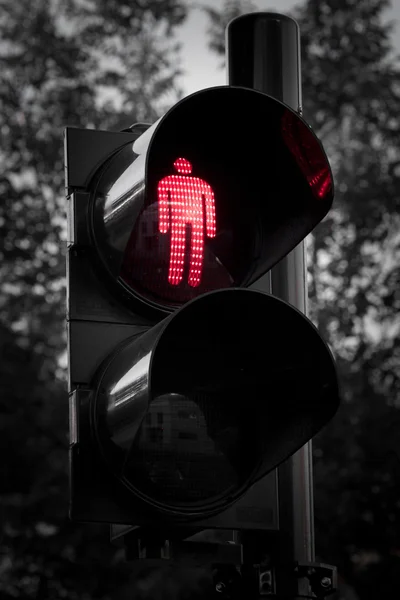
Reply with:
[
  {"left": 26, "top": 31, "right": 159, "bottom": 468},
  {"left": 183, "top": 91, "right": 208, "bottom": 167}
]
[{"left": 226, "top": 13, "right": 320, "bottom": 599}]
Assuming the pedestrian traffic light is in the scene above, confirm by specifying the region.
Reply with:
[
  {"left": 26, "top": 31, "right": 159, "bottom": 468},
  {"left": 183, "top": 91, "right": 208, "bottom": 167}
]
[{"left": 65, "top": 85, "right": 339, "bottom": 529}]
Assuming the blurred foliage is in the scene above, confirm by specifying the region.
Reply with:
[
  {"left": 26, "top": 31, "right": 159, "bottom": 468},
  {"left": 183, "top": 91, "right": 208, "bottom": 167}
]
[
  {"left": 200, "top": 0, "right": 257, "bottom": 62},
  {"left": 0, "top": 0, "right": 185, "bottom": 365},
  {"left": 298, "top": 1, "right": 400, "bottom": 597},
  {"left": 204, "top": 0, "right": 400, "bottom": 597},
  {"left": 0, "top": 0, "right": 186, "bottom": 598}
]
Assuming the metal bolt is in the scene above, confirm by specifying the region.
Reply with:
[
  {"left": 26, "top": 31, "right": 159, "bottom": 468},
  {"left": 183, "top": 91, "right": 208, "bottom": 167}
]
[
  {"left": 320, "top": 577, "right": 332, "bottom": 589},
  {"left": 215, "top": 582, "right": 226, "bottom": 593}
]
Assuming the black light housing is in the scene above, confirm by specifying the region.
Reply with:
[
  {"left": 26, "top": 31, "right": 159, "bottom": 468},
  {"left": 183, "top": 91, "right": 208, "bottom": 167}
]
[
  {"left": 89, "top": 288, "right": 339, "bottom": 522},
  {"left": 85, "top": 86, "right": 333, "bottom": 313}
]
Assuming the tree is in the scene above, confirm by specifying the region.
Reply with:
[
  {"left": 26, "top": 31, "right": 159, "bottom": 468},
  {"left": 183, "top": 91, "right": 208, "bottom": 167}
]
[
  {"left": 0, "top": 1, "right": 187, "bottom": 597},
  {"left": 203, "top": 0, "right": 400, "bottom": 597},
  {"left": 0, "top": 0, "right": 186, "bottom": 366},
  {"left": 293, "top": 0, "right": 400, "bottom": 586},
  {"left": 200, "top": 0, "right": 257, "bottom": 63}
]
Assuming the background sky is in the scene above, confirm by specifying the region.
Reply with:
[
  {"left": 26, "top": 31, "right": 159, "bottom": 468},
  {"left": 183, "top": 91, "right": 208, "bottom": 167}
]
[{"left": 177, "top": 0, "right": 400, "bottom": 96}]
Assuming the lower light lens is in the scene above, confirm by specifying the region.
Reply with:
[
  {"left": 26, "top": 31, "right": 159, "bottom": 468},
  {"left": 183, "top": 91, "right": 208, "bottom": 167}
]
[{"left": 124, "top": 391, "right": 256, "bottom": 508}]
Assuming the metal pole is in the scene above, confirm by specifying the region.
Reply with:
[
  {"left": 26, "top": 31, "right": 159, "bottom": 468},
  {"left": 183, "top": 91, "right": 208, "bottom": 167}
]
[{"left": 226, "top": 13, "right": 314, "bottom": 598}]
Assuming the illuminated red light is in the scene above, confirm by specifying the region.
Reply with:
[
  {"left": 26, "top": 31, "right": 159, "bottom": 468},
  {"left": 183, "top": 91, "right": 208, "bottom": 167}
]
[
  {"left": 157, "top": 158, "right": 216, "bottom": 287},
  {"left": 173, "top": 157, "right": 192, "bottom": 174},
  {"left": 281, "top": 111, "right": 332, "bottom": 200}
]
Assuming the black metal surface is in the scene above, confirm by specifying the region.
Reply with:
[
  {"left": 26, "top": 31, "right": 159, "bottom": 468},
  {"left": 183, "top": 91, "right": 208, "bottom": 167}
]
[{"left": 226, "top": 12, "right": 318, "bottom": 599}]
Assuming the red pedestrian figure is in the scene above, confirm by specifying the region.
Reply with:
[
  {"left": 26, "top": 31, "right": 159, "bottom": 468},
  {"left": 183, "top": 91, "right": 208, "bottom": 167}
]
[{"left": 157, "top": 157, "right": 216, "bottom": 287}]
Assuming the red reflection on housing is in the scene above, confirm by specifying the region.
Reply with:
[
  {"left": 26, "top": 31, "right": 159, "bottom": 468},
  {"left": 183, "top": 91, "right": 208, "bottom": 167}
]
[
  {"left": 281, "top": 111, "right": 332, "bottom": 200},
  {"left": 157, "top": 158, "right": 216, "bottom": 287}
]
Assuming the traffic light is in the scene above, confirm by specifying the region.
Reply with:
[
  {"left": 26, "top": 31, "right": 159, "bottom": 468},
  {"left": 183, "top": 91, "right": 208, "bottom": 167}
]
[{"left": 65, "top": 85, "right": 339, "bottom": 530}]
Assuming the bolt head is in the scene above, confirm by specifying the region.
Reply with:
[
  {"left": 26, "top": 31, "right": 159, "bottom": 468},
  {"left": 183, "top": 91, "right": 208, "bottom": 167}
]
[{"left": 320, "top": 576, "right": 332, "bottom": 588}]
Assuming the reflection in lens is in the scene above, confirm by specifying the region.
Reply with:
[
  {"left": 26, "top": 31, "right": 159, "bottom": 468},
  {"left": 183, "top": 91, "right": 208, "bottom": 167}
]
[{"left": 124, "top": 392, "right": 253, "bottom": 507}]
